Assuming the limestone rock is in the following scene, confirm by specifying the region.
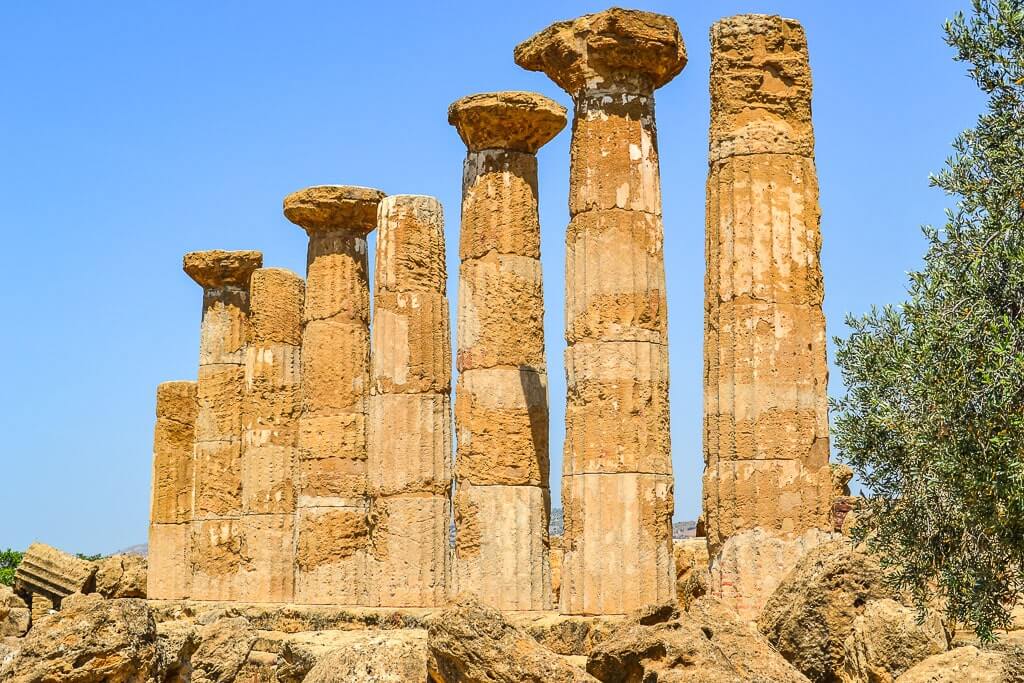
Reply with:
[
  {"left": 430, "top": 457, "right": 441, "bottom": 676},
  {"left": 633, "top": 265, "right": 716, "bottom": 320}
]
[
  {"left": 894, "top": 645, "right": 1024, "bottom": 682},
  {"left": 513, "top": 613, "right": 621, "bottom": 657},
  {"left": 190, "top": 616, "right": 257, "bottom": 683},
  {"left": 95, "top": 554, "right": 147, "bottom": 599},
  {"left": 303, "top": 631, "right": 428, "bottom": 682},
  {"left": 448, "top": 91, "right": 566, "bottom": 154},
  {"left": 586, "top": 598, "right": 807, "bottom": 682},
  {"left": 283, "top": 185, "right": 385, "bottom": 235},
  {"left": 155, "top": 620, "right": 200, "bottom": 682},
  {"left": 0, "top": 586, "right": 29, "bottom": 638},
  {"left": 758, "top": 540, "right": 892, "bottom": 682},
  {"left": 839, "top": 599, "right": 948, "bottom": 683},
  {"left": 673, "top": 538, "right": 709, "bottom": 607},
  {"left": 14, "top": 543, "right": 97, "bottom": 605},
  {"left": 427, "top": 598, "right": 597, "bottom": 682},
  {"left": 4, "top": 592, "right": 157, "bottom": 682},
  {"left": 182, "top": 250, "right": 262, "bottom": 289}
]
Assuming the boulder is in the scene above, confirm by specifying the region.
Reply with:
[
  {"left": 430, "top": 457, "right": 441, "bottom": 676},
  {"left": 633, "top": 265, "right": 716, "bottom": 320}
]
[
  {"left": 427, "top": 598, "right": 597, "bottom": 682},
  {"left": 514, "top": 613, "right": 620, "bottom": 656},
  {"left": 839, "top": 599, "right": 948, "bottom": 683},
  {"left": 3, "top": 592, "right": 157, "bottom": 682},
  {"left": 303, "top": 631, "right": 428, "bottom": 682},
  {"left": 894, "top": 645, "right": 1024, "bottom": 682},
  {"left": 673, "top": 539, "right": 709, "bottom": 608},
  {"left": 155, "top": 620, "right": 200, "bottom": 682},
  {"left": 95, "top": 554, "right": 147, "bottom": 599},
  {"left": 758, "top": 539, "right": 891, "bottom": 682},
  {"left": 190, "top": 616, "right": 257, "bottom": 683},
  {"left": 0, "top": 586, "right": 29, "bottom": 638},
  {"left": 587, "top": 599, "right": 808, "bottom": 682}
]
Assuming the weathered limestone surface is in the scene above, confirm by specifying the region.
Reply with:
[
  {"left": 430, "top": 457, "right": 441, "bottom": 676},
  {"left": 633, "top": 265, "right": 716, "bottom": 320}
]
[
  {"left": 515, "top": 7, "right": 684, "bottom": 615},
  {"left": 148, "top": 381, "right": 197, "bottom": 600},
  {"left": 236, "top": 268, "right": 304, "bottom": 603},
  {"left": 703, "top": 14, "right": 833, "bottom": 619},
  {"left": 284, "top": 185, "right": 384, "bottom": 605},
  {"left": 183, "top": 249, "right": 262, "bottom": 602},
  {"left": 448, "top": 91, "right": 565, "bottom": 611},
  {"left": 369, "top": 194, "right": 451, "bottom": 608},
  {"left": 14, "top": 543, "right": 97, "bottom": 607}
]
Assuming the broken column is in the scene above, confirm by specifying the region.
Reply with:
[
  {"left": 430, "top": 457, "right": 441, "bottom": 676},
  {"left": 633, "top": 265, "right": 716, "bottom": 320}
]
[
  {"left": 183, "top": 249, "right": 262, "bottom": 601},
  {"left": 148, "top": 380, "right": 197, "bottom": 599},
  {"left": 515, "top": 8, "right": 684, "bottom": 614},
  {"left": 447, "top": 91, "right": 565, "bottom": 611},
  {"left": 15, "top": 543, "right": 97, "bottom": 610},
  {"left": 368, "top": 194, "right": 451, "bottom": 608},
  {"left": 236, "top": 267, "right": 305, "bottom": 603},
  {"left": 284, "top": 185, "right": 384, "bottom": 605},
  {"left": 703, "top": 14, "right": 834, "bottom": 619}
]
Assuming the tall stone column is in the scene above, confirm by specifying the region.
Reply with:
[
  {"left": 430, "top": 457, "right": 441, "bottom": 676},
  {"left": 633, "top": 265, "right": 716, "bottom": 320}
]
[
  {"left": 183, "top": 249, "right": 262, "bottom": 601},
  {"left": 284, "top": 185, "right": 384, "bottom": 605},
  {"left": 237, "top": 267, "right": 304, "bottom": 603},
  {"left": 515, "top": 8, "right": 685, "bottom": 615},
  {"left": 703, "top": 14, "right": 834, "bottom": 620},
  {"left": 368, "top": 194, "right": 451, "bottom": 608},
  {"left": 447, "top": 92, "right": 565, "bottom": 611},
  {"left": 148, "top": 380, "right": 197, "bottom": 599}
]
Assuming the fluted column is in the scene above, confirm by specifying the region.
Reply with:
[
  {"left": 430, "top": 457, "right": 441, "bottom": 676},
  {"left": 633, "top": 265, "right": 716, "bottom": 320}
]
[
  {"left": 368, "top": 194, "right": 451, "bottom": 607},
  {"left": 183, "top": 249, "right": 262, "bottom": 601},
  {"left": 447, "top": 92, "right": 565, "bottom": 611},
  {"left": 284, "top": 185, "right": 384, "bottom": 605},
  {"left": 147, "top": 380, "right": 197, "bottom": 599},
  {"left": 236, "top": 267, "right": 304, "bottom": 603},
  {"left": 704, "top": 14, "right": 834, "bottom": 620},
  {"left": 515, "top": 8, "right": 684, "bottom": 615}
]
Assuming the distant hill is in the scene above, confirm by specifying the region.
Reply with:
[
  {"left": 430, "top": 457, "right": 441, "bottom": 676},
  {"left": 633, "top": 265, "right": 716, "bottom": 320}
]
[{"left": 115, "top": 544, "right": 147, "bottom": 558}]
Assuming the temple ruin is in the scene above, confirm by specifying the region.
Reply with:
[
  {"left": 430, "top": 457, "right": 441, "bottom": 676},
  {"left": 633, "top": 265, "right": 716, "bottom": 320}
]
[{"left": 147, "top": 7, "right": 837, "bottom": 619}]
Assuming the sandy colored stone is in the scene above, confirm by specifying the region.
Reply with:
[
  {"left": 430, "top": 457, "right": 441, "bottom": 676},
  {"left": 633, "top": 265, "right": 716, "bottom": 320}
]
[
  {"left": 563, "top": 341, "right": 671, "bottom": 476},
  {"left": 192, "top": 440, "right": 242, "bottom": 519},
  {"left": 14, "top": 543, "right": 96, "bottom": 605},
  {"left": 895, "top": 646, "right": 1024, "bottom": 682},
  {"left": 368, "top": 393, "right": 451, "bottom": 497},
  {"left": 147, "top": 523, "right": 191, "bottom": 600},
  {"left": 190, "top": 515, "right": 295, "bottom": 603},
  {"left": 513, "top": 611, "right": 621, "bottom": 658},
  {"left": 457, "top": 149, "right": 541, "bottom": 261},
  {"left": 454, "top": 368, "right": 548, "bottom": 487},
  {"left": 550, "top": 536, "right": 563, "bottom": 607},
  {"left": 300, "top": 319, "right": 369, "bottom": 415},
  {"left": 456, "top": 253, "right": 545, "bottom": 371},
  {"left": 95, "top": 554, "right": 147, "bottom": 599},
  {"left": 190, "top": 616, "right": 258, "bottom": 683},
  {"left": 293, "top": 507, "right": 369, "bottom": 605},
  {"left": 709, "top": 527, "right": 834, "bottom": 622},
  {"left": 840, "top": 598, "right": 949, "bottom": 683},
  {"left": 375, "top": 194, "right": 446, "bottom": 294},
  {"left": 183, "top": 250, "right": 263, "bottom": 290},
  {"left": 303, "top": 630, "right": 429, "bottom": 682},
  {"left": 428, "top": 598, "right": 597, "bottom": 682},
  {"left": 283, "top": 185, "right": 384, "bottom": 237},
  {"left": 368, "top": 495, "right": 450, "bottom": 608},
  {"left": 449, "top": 91, "right": 566, "bottom": 154},
  {"left": 151, "top": 381, "right": 197, "bottom": 525},
  {"left": 673, "top": 538, "right": 709, "bottom": 607},
  {"left": 30, "top": 593, "right": 53, "bottom": 624},
  {"left": 453, "top": 482, "right": 551, "bottom": 611},
  {"left": 4, "top": 593, "right": 157, "bottom": 683},
  {"left": 371, "top": 290, "right": 451, "bottom": 394},
  {"left": 0, "top": 586, "right": 29, "bottom": 638},
  {"left": 709, "top": 15, "right": 814, "bottom": 161},
  {"left": 559, "top": 473, "right": 675, "bottom": 615}
]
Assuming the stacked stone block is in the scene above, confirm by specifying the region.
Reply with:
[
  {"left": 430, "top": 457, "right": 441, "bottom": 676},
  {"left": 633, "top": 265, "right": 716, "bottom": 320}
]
[
  {"left": 148, "top": 381, "right": 197, "bottom": 599},
  {"left": 448, "top": 91, "right": 566, "bottom": 611},
  {"left": 368, "top": 194, "right": 451, "bottom": 608},
  {"left": 703, "top": 14, "right": 834, "bottom": 619},
  {"left": 183, "top": 249, "right": 262, "bottom": 601},
  {"left": 515, "top": 7, "right": 684, "bottom": 615},
  {"left": 284, "top": 186, "right": 384, "bottom": 605},
  {"left": 237, "top": 267, "right": 304, "bottom": 602}
]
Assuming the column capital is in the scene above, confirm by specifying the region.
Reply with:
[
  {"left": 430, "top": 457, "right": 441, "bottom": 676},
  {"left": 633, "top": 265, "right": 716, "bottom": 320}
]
[
  {"left": 283, "top": 185, "right": 385, "bottom": 237},
  {"left": 448, "top": 91, "right": 566, "bottom": 154},
  {"left": 514, "top": 8, "right": 686, "bottom": 96},
  {"left": 183, "top": 250, "right": 262, "bottom": 289}
]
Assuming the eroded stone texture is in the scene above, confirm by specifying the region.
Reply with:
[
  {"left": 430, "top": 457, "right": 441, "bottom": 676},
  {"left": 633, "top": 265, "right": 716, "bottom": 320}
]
[
  {"left": 238, "top": 268, "right": 304, "bottom": 603},
  {"left": 449, "top": 91, "right": 564, "bottom": 611},
  {"left": 703, "top": 14, "right": 833, "bottom": 619},
  {"left": 148, "top": 381, "right": 197, "bottom": 600},
  {"left": 515, "top": 8, "right": 683, "bottom": 615},
  {"left": 15, "top": 543, "right": 97, "bottom": 609},
  {"left": 368, "top": 195, "right": 451, "bottom": 607},
  {"left": 284, "top": 185, "right": 384, "bottom": 606}
]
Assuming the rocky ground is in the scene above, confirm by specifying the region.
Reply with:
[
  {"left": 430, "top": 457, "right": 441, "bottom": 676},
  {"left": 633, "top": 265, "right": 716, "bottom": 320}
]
[{"left": 2, "top": 540, "right": 1023, "bottom": 682}]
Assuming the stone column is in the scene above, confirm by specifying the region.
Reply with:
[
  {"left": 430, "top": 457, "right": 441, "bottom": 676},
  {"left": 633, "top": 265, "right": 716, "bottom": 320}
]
[
  {"left": 237, "top": 267, "right": 305, "bottom": 603},
  {"left": 368, "top": 194, "right": 451, "bottom": 608},
  {"left": 703, "top": 14, "right": 834, "bottom": 619},
  {"left": 515, "top": 8, "right": 684, "bottom": 615},
  {"left": 447, "top": 92, "right": 565, "bottom": 611},
  {"left": 183, "top": 250, "right": 262, "bottom": 601},
  {"left": 148, "top": 380, "right": 197, "bottom": 599},
  {"left": 284, "top": 185, "right": 384, "bottom": 605}
]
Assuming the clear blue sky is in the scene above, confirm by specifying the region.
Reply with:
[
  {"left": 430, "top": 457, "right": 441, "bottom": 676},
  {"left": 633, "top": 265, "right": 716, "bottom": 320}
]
[{"left": 0, "top": 2, "right": 983, "bottom": 554}]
